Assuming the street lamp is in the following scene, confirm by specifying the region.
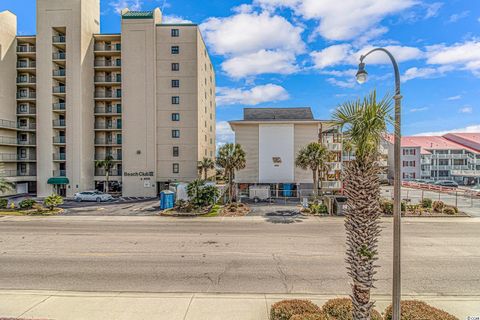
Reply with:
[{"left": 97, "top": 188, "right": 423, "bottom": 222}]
[{"left": 356, "top": 48, "right": 402, "bottom": 320}]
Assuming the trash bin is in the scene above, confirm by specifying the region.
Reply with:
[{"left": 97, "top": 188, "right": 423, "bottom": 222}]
[
  {"left": 283, "top": 184, "right": 293, "bottom": 197},
  {"left": 160, "top": 190, "right": 175, "bottom": 210},
  {"left": 333, "top": 196, "right": 348, "bottom": 216}
]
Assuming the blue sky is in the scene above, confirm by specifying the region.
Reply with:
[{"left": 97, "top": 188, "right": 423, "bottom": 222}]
[{"left": 1, "top": 0, "right": 479, "bottom": 145}]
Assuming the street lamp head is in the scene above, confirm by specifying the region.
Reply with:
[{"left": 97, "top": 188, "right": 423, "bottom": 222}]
[{"left": 356, "top": 62, "right": 368, "bottom": 84}]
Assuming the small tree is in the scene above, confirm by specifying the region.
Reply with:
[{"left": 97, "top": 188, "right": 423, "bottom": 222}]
[
  {"left": 198, "top": 157, "right": 215, "bottom": 180},
  {"left": 295, "top": 142, "right": 330, "bottom": 198},
  {"left": 187, "top": 179, "right": 219, "bottom": 207},
  {"left": 44, "top": 194, "right": 63, "bottom": 211},
  {"left": 216, "top": 143, "right": 246, "bottom": 203},
  {"left": 0, "top": 164, "right": 14, "bottom": 194},
  {"left": 95, "top": 155, "right": 114, "bottom": 192}
]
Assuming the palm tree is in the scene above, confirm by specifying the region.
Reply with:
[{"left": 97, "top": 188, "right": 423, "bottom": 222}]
[
  {"left": 332, "top": 91, "right": 392, "bottom": 319},
  {"left": 95, "top": 155, "right": 114, "bottom": 193},
  {"left": 198, "top": 157, "right": 215, "bottom": 180},
  {"left": 216, "top": 143, "right": 246, "bottom": 203},
  {"left": 295, "top": 142, "right": 330, "bottom": 198},
  {"left": 0, "top": 164, "right": 14, "bottom": 194},
  {"left": 343, "top": 139, "right": 355, "bottom": 162}
]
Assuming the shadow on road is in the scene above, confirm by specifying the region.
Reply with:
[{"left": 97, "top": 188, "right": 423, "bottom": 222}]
[{"left": 263, "top": 210, "right": 306, "bottom": 224}]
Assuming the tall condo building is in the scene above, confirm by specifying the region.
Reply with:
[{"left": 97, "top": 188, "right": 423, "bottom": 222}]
[{"left": 0, "top": 1, "right": 216, "bottom": 197}]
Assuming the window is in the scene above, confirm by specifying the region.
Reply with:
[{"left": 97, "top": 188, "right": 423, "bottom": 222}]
[
  {"left": 172, "top": 96, "right": 180, "bottom": 104},
  {"left": 171, "top": 29, "right": 179, "bottom": 37},
  {"left": 171, "top": 46, "right": 179, "bottom": 54},
  {"left": 402, "top": 148, "right": 416, "bottom": 156},
  {"left": 171, "top": 80, "right": 180, "bottom": 88},
  {"left": 173, "top": 163, "right": 179, "bottom": 173},
  {"left": 172, "top": 130, "right": 180, "bottom": 138},
  {"left": 402, "top": 160, "right": 416, "bottom": 167},
  {"left": 173, "top": 146, "right": 179, "bottom": 157},
  {"left": 171, "top": 63, "right": 179, "bottom": 71},
  {"left": 171, "top": 113, "right": 180, "bottom": 121}
]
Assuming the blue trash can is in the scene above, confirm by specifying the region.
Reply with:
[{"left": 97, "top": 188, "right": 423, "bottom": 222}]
[
  {"left": 160, "top": 190, "right": 175, "bottom": 210},
  {"left": 283, "top": 184, "right": 293, "bottom": 197}
]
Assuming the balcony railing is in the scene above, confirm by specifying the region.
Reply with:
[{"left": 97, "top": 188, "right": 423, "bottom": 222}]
[
  {"left": 326, "top": 143, "right": 342, "bottom": 151},
  {"left": 16, "top": 76, "right": 36, "bottom": 84},
  {"left": 52, "top": 119, "right": 66, "bottom": 127},
  {"left": 17, "top": 139, "right": 36, "bottom": 146},
  {"left": 326, "top": 162, "right": 342, "bottom": 171},
  {"left": 17, "top": 46, "right": 36, "bottom": 53},
  {"left": 94, "top": 106, "right": 122, "bottom": 114},
  {"left": 0, "top": 119, "right": 17, "bottom": 129},
  {"left": 0, "top": 136, "right": 19, "bottom": 145},
  {"left": 95, "top": 169, "right": 121, "bottom": 176},
  {"left": 94, "top": 123, "right": 122, "bottom": 130},
  {"left": 0, "top": 169, "right": 36, "bottom": 177},
  {"left": 53, "top": 69, "right": 66, "bottom": 77},
  {"left": 52, "top": 36, "right": 66, "bottom": 43},
  {"left": 95, "top": 153, "right": 122, "bottom": 161},
  {"left": 53, "top": 153, "right": 66, "bottom": 161},
  {"left": 0, "top": 153, "right": 18, "bottom": 161},
  {"left": 17, "top": 154, "right": 37, "bottom": 161},
  {"left": 321, "top": 181, "right": 342, "bottom": 189},
  {"left": 52, "top": 52, "right": 66, "bottom": 60},
  {"left": 17, "top": 92, "right": 36, "bottom": 99},
  {"left": 17, "top": 123, "right": 36, "bottom": 130},
  {"left": 52, "top": 103, "right": 66, "bottom": 111},
  {"left": 53, "top": 170, "right": 67, "bottom": 177},
  {"left": 94, "top": 92, "right": 122, "bottom": 98},
  {"left": 94, "top": 60, "right": 122, "bottom": 67},
  {"left": 94, "top": 138, "right": 122, "bottom": 145},
  {"left": 17, "top": 61, "right": 36, "bottom": 68},
  {"left": 53, "top": 86, "right": 66, "bottom": 94},
  {"left": 94, "top": 75, "right": 122, "bottom": 83},
  {"left": 53, "top": 136, "right": 66, "bottom": 144},
  {"left": 16, "top": 106, "right": 36, "bottom": 115},
  {"left": 94, "top": 44, "right": 121, "bottom": 51}
]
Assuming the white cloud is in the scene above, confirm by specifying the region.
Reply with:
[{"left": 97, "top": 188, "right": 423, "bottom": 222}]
[
  {"left": 162, "top": 15, "right": 193, "bottom": 24},
  {"left": 355, "top": 45, "right": 424, "bottom": 64},
  {"left": 255, "top": 0, "right": 418, "bottom": 41},
  {"left": 216, "top": 121, "right": 235, "bottom": 148},
  {"left": 446, "top": 95, "right": 462, "bottom": 101},
  {"left": 310, "top": 44, "right": 351, "bottom": 69},
  {"left": 410, "top": 107, "right": 428, "bottom": 112},
  {"left": 426, "top": 41, "right": 480, "bottom": 76},
  {"left": 416, "top": 124, "right": 480, "bottom": 136},
  {"left": 232, "top": 4, "right": 254, "bottom": 14},
  {"left": 326, "top": 77, "right": 356, "bottom": 89},
  {"left": 424, "top": 2, "right": 443, "bottom": 19},
  {"left": 459, "top": 106, "right": 473, "bottom": 113},
  {"left": 448, "top": 10, "right": 470, "bottom": 23},
  {"left": 221, "top": 50, "right": 298, "bottom": 78},
  {"left": 110, "top": 0, "right": 142, "bottom": 13},
  {"left": 402, "top": 65, "right": 454, "bottom": 82},
  {"left": 216, "top": 84, "right": 289, "bottom": 106}
]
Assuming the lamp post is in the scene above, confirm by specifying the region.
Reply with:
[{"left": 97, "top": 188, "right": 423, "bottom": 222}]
[{"left": 356, "top": 48, "right": 402, "bottom": 320}]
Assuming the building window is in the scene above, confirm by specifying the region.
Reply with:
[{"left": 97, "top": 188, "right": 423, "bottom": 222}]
[
  {"left": 172, "top": 130, "right": 180, "bottom": 138},
  {"left": 173, "top": 163, "right": 179, "bottom": 173},
  {"left": 171, "top": 113, "right": 180, "bottom": 121},
  {"left": 171, "top": 80, "right": 180, "bottom": 88},
  {"left": 172, "top": 96, "right": 180, "bottom": 104},
  {"left": 171, "top": 29, "right": 179, "bottom": 37},
  {"left": 173, "top": 146, "right": 179, "bottom": 157},
  {"left": 171, "top": 63, "right": 179, "bottom": 71},
  {"left": 171, "top": 46, "right": 179, "bottom": 54},
  {"left": 403, "top": 148, "right": 416, "bottom": 156}
]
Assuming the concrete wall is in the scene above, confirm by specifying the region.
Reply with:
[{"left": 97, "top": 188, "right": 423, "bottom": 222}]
[
  {"left": 294, "top": 123, "right": 320, "bottom": 183},
  {"left": 233, "top": 124, "right": 259, "bottom": 184}
]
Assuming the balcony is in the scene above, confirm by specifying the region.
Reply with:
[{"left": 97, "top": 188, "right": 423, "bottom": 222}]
[
  {"left": 17, "top": 61, "right": 36, "bottom": 69},
  {"left": 52, "top": 36, "right": 66, "bottom": 43},
  {"left": 52, "top": 86, "right": 66, "bottom": 94},
  {"left": 16, "top": 76, "right": 36, "bottom": 84},
  {"left": 17, "top": 154, "right": 37, "bottom": 161},
  {"left": 326, "top": 143, "right": 342, "bottom": 151},
  {"left": 0, "top": 169, "right": 36, "bottom": 177},
  {"left": 94, "top": 122, "right": 122, "bottom": 130},
  {"left": 52, "top": 119, "right": 66, "bottom": 127},
  {"left": 53, "top": 136, "right": 66, "bottom": 144},
  {"left": 0, "top": 119, "right": 17, "bottom": 130},
  {"left": 451, "top": 165, "right": 470, "bottom": 170},
  {"left": 94, "top": 75, "right": 122, "bottom": 83},
  {"left": 94, "top": 92, "right": 122, "bottom": 99},
  {"left": 95, "top": 153, "right": 122, "bottom": 161},
  {"left": 94, "top": 44, "right": 121, "bottom": 52},
  {"left": 94, "top": 60, "right": 122, "bottom": 68},
  {"left": 0, "top": 136, "right": 19, "bottom": 146},
  {"left": 94, "top": 138, "right": 122, "bottom": 145},
  {"left": 0, "top": 153, "right": 18, "bottom": 161},
  {"left": 17, "top": 123, "right": 36, "bottom": 131},
  {"left": 53, "top": 69, "right": 66, "bottom": 77},
  {"left": 17, "top": 46, "right": 36, "bottom": 53},
  {"left": 16, "top": 106, "right": 36, "bottom": 115},
  {"left": 433, "top": 154, "right": 468, "bottom": 159},
  {"left": 321, "top": 181, "right": 342, "bottom": 189},
  {"left": 53, "top": 153, "right": 66, "bottom": 161},
  {"left": 53, "top": 170, "right": 67, "bottom": 177},
  {"left": 17, "top": 138, "right": 36, "bottom": 146},
  {"left": 95, "top": 168, "right": 121, "bottom": 176},
  {"left": 326, "top": 162, "right": 342, "bottom": 171},
  {"left": 94, "top": 106, "right": 122, "bottom": 114},
  {"left": 52, "top": 103, "right": 66, "bottom": 111},
  {"left": 16, "top": 91, "right": 36, "bottom": 100},
  {"left": 52, "top": 52, "right": 66, "bottom": 60}
]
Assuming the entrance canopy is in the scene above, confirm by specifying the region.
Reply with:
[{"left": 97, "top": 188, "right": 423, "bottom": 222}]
[{"left": 47, "top": 177, "right": 69, "bottom": 185}]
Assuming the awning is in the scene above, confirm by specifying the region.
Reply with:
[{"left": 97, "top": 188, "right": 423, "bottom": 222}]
[{"left": 47, "top": 177, "right": 69, "bottom": 185}]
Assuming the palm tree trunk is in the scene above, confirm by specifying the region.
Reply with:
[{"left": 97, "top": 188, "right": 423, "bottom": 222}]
[
  {"left": 204, "top": 168, "right": 208, "bottom": 180},
  {"left": 344, "top": 159, "right": 382, "bottom": 319},
  {"left": 312, "top": 169, "right": 318, "bottom": 198},
  {"left": 105, "top": 172, "right": 109, "bottom": 193}
]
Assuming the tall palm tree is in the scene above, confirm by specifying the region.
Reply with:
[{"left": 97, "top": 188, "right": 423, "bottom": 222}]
[
  {"left": 332, "top": 91, "right": 392, "bottom": 319},
  {"left": 95, "top": 155, "right": 114, "bottom": 193},
  {"left": 198, "top": 157, "right": 215, "bottom": 180},
  {"left": 216, "top": 143, "right": 246, "bottom": 203},
  {"left": 295, "top": 142, "right": 330, "bottom": 198}
]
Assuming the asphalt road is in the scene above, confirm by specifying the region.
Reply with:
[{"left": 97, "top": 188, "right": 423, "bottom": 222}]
[{"left": 0, "top": 215, "right": 479, "bottom": 296}]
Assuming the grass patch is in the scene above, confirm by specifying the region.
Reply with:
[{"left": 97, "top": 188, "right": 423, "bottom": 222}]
[
  {"left": 0, "top": 208, "right": 62, "bottom": 216},
  {"left": 202, "top": 204, "right": 221, "bottom": 217}
]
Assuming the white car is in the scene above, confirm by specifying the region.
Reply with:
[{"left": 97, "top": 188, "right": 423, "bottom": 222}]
[{"left": 74, "top": 191, "right": 113, "bottom": 202}]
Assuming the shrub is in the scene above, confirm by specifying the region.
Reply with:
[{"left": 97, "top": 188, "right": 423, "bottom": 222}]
[
  {"left": 187, "top": 180, "right": 220, "bottom": 207},
  {"left": 380, "top": 199, "right": 393, "bottom": 215},
  {"left": 0, "top": 198, "right": 8, "bottom": 209},
  {"left": 443, "top": 206, "right": 456, "bottom": 215},
  {"left": 421, "top": 198, "right": 432, "bottom": 208},
  {"left": 43, "top": 194, "right": 63, "bottom": 210},
  {"left": 308, "top": 201, "right": 328, "bottom": 215},
  {"left": 289, "top": 313, "right": 329, "bottom": 320},
  {"left": 19, "top": 199, "right": 36, "bottom": 209},
  {"left": 270, "top": 299, "right": 321, "bottom": 320},
  {"left": 432, "top": 200, "right": 444, "bottom": 212},
  {"left": 383, "top": 300, "right": 459, "bottom": 320},
  {"left": 322, "top": 298, "right": 382, "bottom": 320}
]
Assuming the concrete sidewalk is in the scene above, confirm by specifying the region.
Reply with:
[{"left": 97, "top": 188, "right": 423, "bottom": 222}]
[{"left": 1, "top": 290, "right": 479, "bottom": 320}]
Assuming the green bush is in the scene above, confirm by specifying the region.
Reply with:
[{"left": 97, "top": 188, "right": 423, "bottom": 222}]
[
  {"left": 322, "top": 298, "right": 382, "bottom": 320},
  {"left": 383, "top": 300, "right": 459, "bottom": 320},
  {"left": 432, "top": 200, "right": 444, "bottom": 212},
  {"left": 380, "top": 199, "right": 406, "bottom": 214},
  {"left": 421, "top": 198, "right": 432, "bottom": 208},
  {"left": 289, "top": 313, "right": 329, "bottom": 320},
  {"left": 19, "top": 198, "right": 36, "bottom": 209},
  {"left": 187, "top": 179, "right": 220, "bottom": 207},
  {"left": 308, "top": 202, "right": 328, "bottom": 215},
  {"left": 443, "top": 206, "right": 456, "bottom": 215},
  {"left": 270, "top": 299, "right": 321, "bottom": 320},
  {"left": 43, "top": 194, "right": 63, "bottom": 210},
  {"left": 0, "top": 198, "right": 8, "bottom": 209}
]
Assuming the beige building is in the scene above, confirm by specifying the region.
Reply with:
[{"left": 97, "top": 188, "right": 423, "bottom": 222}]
[
  {"left": 0, "top": 1, "right": 216, "bottom": 197},
  {"left": 229, "top": 108, "right": 343, "bottom": 197}
]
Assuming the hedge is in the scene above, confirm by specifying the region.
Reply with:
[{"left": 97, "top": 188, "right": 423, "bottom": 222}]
[
  {"left": 322, "top": 298, "right": 382, "bottom": 320},
  {"left": 383, "top": 300, "right": 458, "bottom": 320},
  {"left": 270, "top": 300, "right": 322, "bottom": 320}
]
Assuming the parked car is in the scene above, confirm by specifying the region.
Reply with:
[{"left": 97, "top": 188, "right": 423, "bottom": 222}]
[
  {"left": 74, "top": 191, "right": 113, "bottom": 202},
  {"left": 466, "top": 185, "right": 480, "bottom": 196},
  {"left": 434, "top": 180, "right": 459, "bottom": 188}
]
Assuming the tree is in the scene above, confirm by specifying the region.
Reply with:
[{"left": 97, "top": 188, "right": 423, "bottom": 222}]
[
  {"left": 0, "top": 164, "right": 14, "bottom": 194},
  {"left": 198, "top": 157, "right": 215, "bottom": 180},
  {"left": 295, "top": 142, "right": 330, "bottom": 198},
  {"left": 44, "top": 194, "right": 63, "bottom": 211},
  {"left": 216, "top": 143, "right": 246, "bottom": 203},
  {"left": 332, "top": 91, "right": 392, "bottom": 319},
  {"left": 95, "top": 155, "right": 114, "bottom": 192},
  {"left": 187, "top": 179, "right": 219, "bottom": 207}
]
